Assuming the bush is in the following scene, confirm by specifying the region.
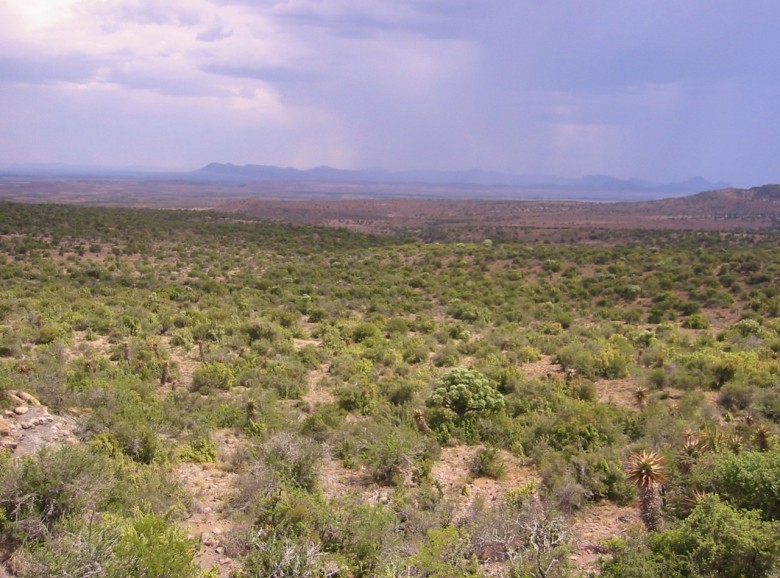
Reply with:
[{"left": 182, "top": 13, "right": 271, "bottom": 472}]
[
  {"left": 176, "top": 436, "right": 217, "bottom": 463},
  {"left": 0, "top": 445, "right": 113, "bottom": 532},
  {"left": 427, "top": 367, "right": 505, "bottom": 419},
  {"left": 683, "top": 313, "right": 710, "bottom": 330},
  {"left": 241, "top": 534, "right": 324, "bottom": 578},
  {"left": 700, "top": 450, "right": 780, "bottom": 520},
  {"left": 603, "top": 496, "right": 780, "bottom": 578},
  {"left": 191, "top": 362, "right": 235, "bottom": 391},
  {"left": 471, "top": 446, "right": 506, "bottom": 480},
  {"left": 409, "top": 526, "right": 482, "bottom": 578},
  {"left": 259, "top": 432, "right": 322, "bottom": 492},
  {"left": 651, "top": 495, "right": 780, "bottom": 577},
  {"left": 113, "top": 510, "right": 200, "bottom": 578}
]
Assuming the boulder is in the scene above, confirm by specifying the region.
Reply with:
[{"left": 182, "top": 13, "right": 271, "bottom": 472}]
[{"left": 17, "top": 392, "right": 42, "bottom": 407}]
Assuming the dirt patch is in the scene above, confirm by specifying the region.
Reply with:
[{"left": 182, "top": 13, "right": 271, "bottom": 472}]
[
  {"left": 303, "top": 363, "right": 335, "bottom": 406},
  {"left": 293, "top": 337, "right": 322, "bottom": 350},
  {"left": 595, "top": 378, "right": 641, "bottom": 410},
  {"left": 521, "top": 355, "right": 562, "bottom": 380},
  {"left": 431, "top": 446, "right": 538, "bottom": 519},
  {"left": 176, "top": 444, "right": 241, "bottom": 577},
  {"left": 569, "top": 502, "right": 642, "bottom": 574},
  {"left": 159, "top": 335, "right": 200, "bottom": 391},
  {"left": 319, "top": 449, "right": 375, "bottom": 502},
  {"left": 64, "top": 331, "right": 113, "bottom": 362}
]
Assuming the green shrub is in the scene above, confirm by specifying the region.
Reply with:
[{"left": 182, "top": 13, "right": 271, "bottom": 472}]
[
  {"left": 0, "top": 445, "right": 113, "bottom": 532},
  {"left": 259, "top": 432, "right": 322, "bottom": 491},
  {"left": 471, "top": 446, "right": 506, "bottom": 480},
  {"left": 176, "top": 436, "right": 217, "bottom": 464},
  {"left": 683, "top": 313, "right": 710, "bottom": 330},
  {"left": 649, "top": 495, "right": 779, "bottom": 577},
  {"left": 700, "top": 450, "right": 780, "bottom": 520},
  {"left": 36, "top": 324, "right": 66, "bottom": 345},
  {"left": 113, "top": 510, "right": 200, "bottom": 578},
  {"left": 409, "top": 526, "right": 482, "bottom": 578},
  {"left": 242, "top": 534, "right": 324, "bottom": 578},
  {"left": 427, "top": 367, "right": 505, "bottom": 419},
  {"left": 191, "top": 362, "right": 235, "bottom": 391}
]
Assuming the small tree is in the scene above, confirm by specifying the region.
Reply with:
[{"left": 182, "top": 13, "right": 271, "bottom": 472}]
[
  {"left": 427, "top": 367, "right": 505, "bottom": 419},
  {"left": 625, "top": 450, "right": 667, "bottom": 531}
]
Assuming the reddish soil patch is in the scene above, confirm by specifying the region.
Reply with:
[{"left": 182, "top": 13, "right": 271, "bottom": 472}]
[
  {"left": 521, "top": 355, "right": 562, "bottom": 380},
  {"left": 431, "top": 446, "right": 538, "bottom": 520},
  {"left": 319, "top": 453, "right": 376, "bottom": 502},
  {"left": 176, "top": 430, "right": 244, "bottom": 577},
  {"left": 569, "top": 502, "right": 642, "bottom": 574},
  {"left": 596, "top": 377, "right": 641, "bottom": 410},
  {"left": 303, "top": 364, "right": 336, "bottom": 407},
  {"left": 293, "top": 337, "right": 322, "bottom": 350},
  {"left": 64, "top": 331, "right": 113, "bottom": 361}
]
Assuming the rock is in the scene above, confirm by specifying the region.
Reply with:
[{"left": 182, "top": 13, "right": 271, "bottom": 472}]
[
  {"left": 21, "top": 422, "right": 31, "bottom": 430},
  {"left": 17, "top": 392, "right": 41, "bottom": 407},
  {"left": 0, "top": 418, "right": 11, "bottom": 436},
  {"left": 5, "top": 392, "right": 25, "bottom": 405},
  {"left": 13, "top": 406, "right": 29, "bottom": 416},
  {"left": 219, "top": 557, "right": 231, "bottom": 565},
  {"left": 212, "top": 528, "right": 223, "bottom": 535},
  {"left": 1, "top": 440, "right": 18, "bottom": 450},
  {"left": 215, "top": 546, "right": 225, "bottom": 555}
]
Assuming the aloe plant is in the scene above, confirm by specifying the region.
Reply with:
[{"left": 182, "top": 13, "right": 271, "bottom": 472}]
[{"left": 625, "top": 450, "right": 667, "bottom": 531}]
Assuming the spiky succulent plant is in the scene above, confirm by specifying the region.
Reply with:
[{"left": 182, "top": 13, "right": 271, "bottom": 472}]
[
  {"left": 625, "top": 450, "right": 667, "bottom": 531},
  {"left": 625, "top": 450, "right": 667, "bottom": 489}
]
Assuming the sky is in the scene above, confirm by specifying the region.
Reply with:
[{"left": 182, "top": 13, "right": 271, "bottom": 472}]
[{"left": 1, "top": 1, "right": 779, "bottom": 187}]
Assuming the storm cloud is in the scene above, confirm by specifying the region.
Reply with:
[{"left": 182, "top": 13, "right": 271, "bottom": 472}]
[{"left": 1, "top": 0, "right": 778, "bottom": 186}]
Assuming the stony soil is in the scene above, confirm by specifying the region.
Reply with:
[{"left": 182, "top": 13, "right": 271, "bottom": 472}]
[{"left": 0, "top": 391, "right": 80, "bottom": 458}]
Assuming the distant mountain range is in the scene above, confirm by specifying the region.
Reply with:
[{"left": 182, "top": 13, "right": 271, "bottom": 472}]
[
  {"left": 192, "top": 163, "right": 730, "bottom": 196},
  {"left": 0, "top": 162, "right": 732, "bottom": 201}
]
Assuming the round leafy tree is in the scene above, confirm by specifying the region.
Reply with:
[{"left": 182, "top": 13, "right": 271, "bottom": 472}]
[{"left": 427, "top": 367, "right": 505, "bottom": 418}]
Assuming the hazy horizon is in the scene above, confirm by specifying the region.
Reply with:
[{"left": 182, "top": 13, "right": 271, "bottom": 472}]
[{"left": 2, "top": 1, "right": 779, "bottom": 189}]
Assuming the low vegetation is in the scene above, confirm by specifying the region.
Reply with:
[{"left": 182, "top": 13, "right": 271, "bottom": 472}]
[{"left": 1, "top": 201, "right": 779, "bottom": 576}]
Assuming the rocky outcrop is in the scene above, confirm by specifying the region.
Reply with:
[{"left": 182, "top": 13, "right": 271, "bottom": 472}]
[{"left": 1, "top": 391, "right": 80, "bottom": 458}]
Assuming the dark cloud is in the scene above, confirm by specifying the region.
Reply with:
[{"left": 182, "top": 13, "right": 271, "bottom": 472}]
[{"left": 2, "top": 0, "right": 780, "bottom": 186}]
